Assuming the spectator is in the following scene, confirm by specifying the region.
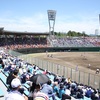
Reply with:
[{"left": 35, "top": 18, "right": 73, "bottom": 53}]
[
  {"left": 41, "top": 80, "right": 56, "bottom": 100},
  {"left": 53, "top": 82, "right": 59, "bottom": 95},
  {"left": 85, "top": 88, "right": 93, "bottom": 98},
  {"left": 20, "top": 69, "right": 28, "bottom": 84},
  {"left": 76, "top": 88, "right": 83, "bottom": 99},
  {"left": 6, "top": 68, "right": 19, "bottom": 90},
  {"left": 58, "top": 83, "right": 65, "bottom": 98},
  {"left": 28, "top": 84, "right": 49, "bottom": 100},
  {"left": 65, "top": 86, "right": 71, "bottom": 96},
  {"left": 43, "top": 69, "right": 48, "bottom": 75},
  {"left": 5, "top": 78, "right": 28, "bottom": 100},
  {"left": 61, "top": 93, "right": 71, "bottom": 100},
  {"left": 91, "top": 92, "right": 99, "bottom": 100},
  {"left": 18, "top": 66, "right": 23, "bottom": 75}
]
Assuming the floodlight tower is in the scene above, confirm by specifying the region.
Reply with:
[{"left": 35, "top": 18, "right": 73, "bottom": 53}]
[
  {"left": 99, "top": 14, "right": 100, "bottom": 27},
  {"left": 47, "top": 10, "right": 56, "bottom": 35},
  {"left": 98, "top": 14, "right": 100, "bottom": 35}
]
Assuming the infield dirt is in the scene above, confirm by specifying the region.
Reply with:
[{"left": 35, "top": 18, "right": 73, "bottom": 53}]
[{"left": 31, "top": 52, "right": 100, "bottom": 74}]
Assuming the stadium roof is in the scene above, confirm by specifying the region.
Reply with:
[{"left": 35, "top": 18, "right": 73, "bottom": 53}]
[{"left": 0, "top": 28, "right": 49, "bottom": 36}]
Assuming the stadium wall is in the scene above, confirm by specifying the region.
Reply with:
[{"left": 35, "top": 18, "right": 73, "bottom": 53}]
[{"left": 15, "top": 47, "right": 100, "bottom": 54}]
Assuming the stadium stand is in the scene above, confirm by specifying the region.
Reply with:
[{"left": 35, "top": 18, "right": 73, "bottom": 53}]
[
  {"left": 0, "top": 29, "right": 100, "bottom": 99},
  {"left": 0, "top": 50, "right": 100, "bottom": 100},
  {"left": 0, "top": 29, "right": 100, "bottom": 50},
  {"left": 48, "top": 35, "right": 100, "bottom": 47}
]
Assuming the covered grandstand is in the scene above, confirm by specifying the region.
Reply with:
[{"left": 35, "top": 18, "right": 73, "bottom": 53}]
[{"left": 0, "top": 28, "right": 50, "bottom": 50}]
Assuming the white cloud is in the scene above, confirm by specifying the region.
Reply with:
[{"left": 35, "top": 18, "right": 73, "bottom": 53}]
[
  {"left": 0, "top": 13, "right": 99, "bottom": 34},
  {"left": 55, "top": 20, "right": 98, "bottom": 34}
]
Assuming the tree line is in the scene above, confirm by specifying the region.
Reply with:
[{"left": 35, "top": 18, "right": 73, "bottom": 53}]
[{"left": 54, "top": 31, "right": 88, "bottom": 37}]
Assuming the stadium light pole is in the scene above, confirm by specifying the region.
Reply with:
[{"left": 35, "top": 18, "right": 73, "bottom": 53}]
[
  {"left": 98, "top": 14, "right": 100, "bottom": 36},
  {"left": 99, "top": 14, "right": 100, "bottom": 28},
  {"left": 47, "top": 10, "right": 56, "bottom": 35}
]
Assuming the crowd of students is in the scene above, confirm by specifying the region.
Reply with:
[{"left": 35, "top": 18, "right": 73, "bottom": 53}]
[{"left": 0, "top": 50, "right": 100, "bottom": 100}]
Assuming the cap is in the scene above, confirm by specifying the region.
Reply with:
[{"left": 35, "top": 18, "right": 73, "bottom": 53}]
[
  {"left": 23, "top": 69, "right": 26, "bottom": 73},
  {"left": 11, "top": 78, "right": 21, "bottom": 88}
]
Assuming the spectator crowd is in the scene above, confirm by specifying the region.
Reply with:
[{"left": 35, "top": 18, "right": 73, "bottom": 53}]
[{"left": 0, "top": 50, "right": 100, "bottom": 100}]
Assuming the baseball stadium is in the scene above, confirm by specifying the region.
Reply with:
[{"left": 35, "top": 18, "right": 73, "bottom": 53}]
[{"left": 0, "top": 10, "right": 100, "bottom": 100}]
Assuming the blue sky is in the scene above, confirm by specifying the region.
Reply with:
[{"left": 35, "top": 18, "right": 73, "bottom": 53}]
[{"left": 0, "top": 0, "right": 100, "bottom": 34}]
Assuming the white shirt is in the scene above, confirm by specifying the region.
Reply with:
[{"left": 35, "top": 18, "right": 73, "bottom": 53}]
[
  {"left": 65, "top": 89, "right": 71, "bottom": 96},
  {"left": 5, "top": 90, "right": 25, "bottom": 100}
]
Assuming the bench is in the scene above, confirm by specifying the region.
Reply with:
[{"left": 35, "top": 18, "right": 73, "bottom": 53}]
[{"left": 0, "top": 88, "right": 4, "bottom": 97}]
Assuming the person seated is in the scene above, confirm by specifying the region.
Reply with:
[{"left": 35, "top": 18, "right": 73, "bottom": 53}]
[
  {"left": 20, "top": 69, "right": 27, "bottom": 83},
  {"left": 70, "top": 85, "right": 77, "bottom": 97},
  {"left": 61, "top": 93, "right": 71, "bottom": 100},
  {"left": 65, "top": 86, "right": 71, "bottom": 96},
  {"left": 4, "top": 64, "right": 11, "bottom": 72},
  {"left": 54, "top": 74, "right": 61, "bottom": 84},
  {"left": 58, "top": 83, "right": 65, "bottom": 98},
  {"left": 76, "top": 88, "right": 83, "bottom": 99},
  {"left": 41, "top": 80, "right": 56, "bottom": 100},
  {"left": 43, "top": 69, "right": 48, "bottom": 75},
  {"left": 28, "top": 83, "right": 49, "bottom": 100},
  {"left": 53, "top": 82, "right": 59, "bottom": 95},
  {"left": 85, "top": 88, "right": 93, "bottom": 98},
  {"left": 34, "top": 96, "right": 47, "bottom": 100},
  {"left": 5, "top": 78, "right": 28, "bottom": 100},
  {"left": 6, "top": 68, "right": 19, "bottom": 91},
  {"left": 91, "top": 92, "right": 99, "bottom": 100}
]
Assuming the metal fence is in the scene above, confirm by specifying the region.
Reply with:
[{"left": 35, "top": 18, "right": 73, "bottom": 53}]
[{"left": 9, "top": 50, "right": 100, "bottom": 90}]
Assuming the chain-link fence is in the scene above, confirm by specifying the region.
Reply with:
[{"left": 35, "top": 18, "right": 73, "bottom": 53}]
[{"left": 9, "top": 50, "right": 100, "bottom": 90}]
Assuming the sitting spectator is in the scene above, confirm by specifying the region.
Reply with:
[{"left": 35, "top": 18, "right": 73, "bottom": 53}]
[
  {"left": 85, "top": 88, "right": 93, "bottom": 98},
  {"left": 70, "top": 84, "right": 76, "bottom": 97},
  {"left": 65, "top": 86, "right": 71, "bottom": 96},
  {"left": 4, "top": 64, "right": 11, "bottom": 72},
  {"left": 58, "top": 83, "right": 65, "bottom": 98},
  {"left": 5, "top": 78, "right": 28, "bottom": 100},
  {"left": 20, "top": 69, "right": 30, "bottom": 84},
  {"left": 68, "top": 77, "right": 71, "bottom": 84},
  {"left": 61, "top": 93, "right": 71, "bottom": 100},
  {"left": 0, "top": 58, "right": 4, "bottom": 69},
  {"left": 54, "top": 74, "right": 61, "bottom": 83},
  {"left": 6, "top": 68, "right": 19, "bottom": 90},
  {"left": 91, "top": 92, "right": 99, "bottom": 100},
  {"left": 43, "top": 69, "right": 48, "bottom": 75},
  {"left": 18, "top": 66, "right": 23, "bottom": 75},
  {"left": 76, "top": 88, "right": 83, "bottom": 99},
  {"left": 28, "top": 84, "right": 49, "bottom": 100},
  {"left": 41, "top": 80, "right": 56, "bottom": 100},
  {"left": 53, "top": 82, "right": 59, "bottom": 95}
]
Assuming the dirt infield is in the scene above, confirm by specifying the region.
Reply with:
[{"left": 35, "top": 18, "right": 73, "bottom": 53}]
[{"left": 31, "top": 52, "right": 100, "bottom": 74}]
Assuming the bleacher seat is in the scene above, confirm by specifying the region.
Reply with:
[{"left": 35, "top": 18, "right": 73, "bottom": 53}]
[
  {"left": 0, "top": 88, "right": 4, "bottom": 97},
  {"left": 0, "top": 72, "right": 8, "bottom": 88}
]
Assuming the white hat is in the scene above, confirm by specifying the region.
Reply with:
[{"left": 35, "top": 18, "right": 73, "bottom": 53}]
[
  {"left": 11, "top": 78, "right": 21, "bottom": 88},
  {"left": 23, "top": 69, "right": 26, "bottom": 72}
]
